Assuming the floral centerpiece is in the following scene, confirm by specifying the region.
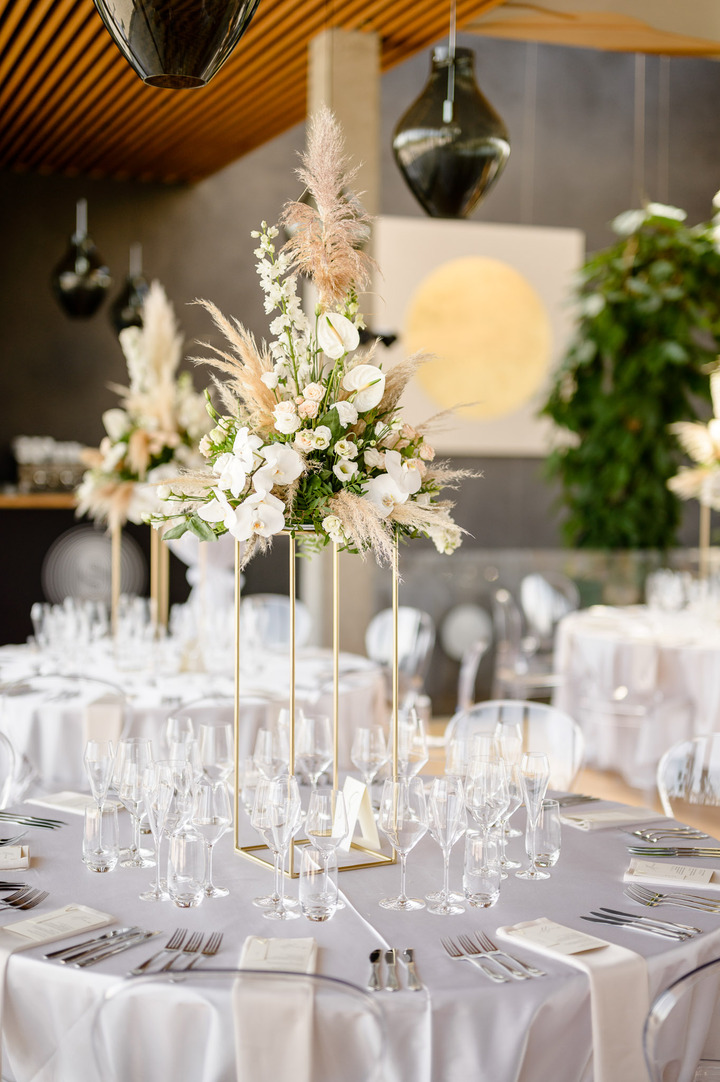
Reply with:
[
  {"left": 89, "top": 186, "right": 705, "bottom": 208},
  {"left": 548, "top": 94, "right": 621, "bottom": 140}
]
[
  {"left": 668, "top": 368, "right": 720, "bottom": 511},
  {"left": 151, "top": 109, "right": 468, "bottom": 564},
  {"left": 77, "top": 281, "right": 211, "bottom": 531}
]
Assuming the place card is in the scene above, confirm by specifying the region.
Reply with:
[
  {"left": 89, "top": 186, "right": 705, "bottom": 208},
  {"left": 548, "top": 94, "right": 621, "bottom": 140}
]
[
  {"left": 240, "top": 936, "right": 317, "bottom": 973},
  {"left": 338, "top": 777, "right": 381, "bottom": 854},
  {"left": 624, "top": 858, "right": 720, "bottom": 889},
  {"left": 1, "top": 904, "right": 113, "bottom": 946},
  {"left": 0, "top": 846, "right": 29, "bottom": 870},
  {"left": 500, "top": 917, "right": 608, "bottom": 955},
  {"left": 560, "top": 807, "right": 661, "bottom": 831},
  {"left": 28, "top": 792, "right": 122, "bottom": 815}
]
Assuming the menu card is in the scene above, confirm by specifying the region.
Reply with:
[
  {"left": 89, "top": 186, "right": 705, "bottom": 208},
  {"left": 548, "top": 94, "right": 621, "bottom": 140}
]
[
  {"left": 560, "top": 807, "right": 661, "bottom": 831},
  {"left": 240, "top": 936, "right": 316, "bottom": 973},
  {"left": 0, "top": 904, "right": 113, "bottom": 946},
  {"left": 499, "top": 917, "right": 608, "bottom": 955},
  {"left": 624, "top": 858, "right": 720, "bottom": 890}
]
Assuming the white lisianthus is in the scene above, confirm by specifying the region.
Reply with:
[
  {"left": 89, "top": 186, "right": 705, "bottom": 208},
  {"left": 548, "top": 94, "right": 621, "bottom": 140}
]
[
  {"left": 331, "top": 401, "right": 358, "bottom": 428},
  {"left": 298, "top": 399, "right": 319, "bottom": 420},
  {"left": 303, "top": 382, "right": 324, "bottom": 402},
  {"left": 261, "top": 371, "right": 279, "bottom": 390},
  {"left": 334, "top": 439, "right": 357, "bottom": 459},
  {"left": 209, "top": 423, "right": 228, "bottom": 443},
  {"left": 333, "top": 458, "right": 358, "bottom": 484},
  {"left": 317, "top": 311, "right": 360, "bottom": 359},
  {"left": 233, "top": 491, "right": 286, "bottom": 540},
  {"left": 322, "top": 514, "right": 345, "bottom": 543},
  {"left": 313, "top": 426, "right": 332, "bottom": 450},
  {"left": 273, "top": 401, "right": 302, "bottom": 434},
  {"left": 102, "top": 408, "right": 129, "bottom": 442},
  {"left": 213, "top": 452, "right": 248, "bottom": 499},
  {"left": 293, "top": 430, "right": 315, "bottom": 453},
  {"left": 363, "top": 448, "right": 385, "bottom": 469},
  {"left": 363, "top": 474, "right": 408, "bottom": 518},
  {"left": 385, "top": 449, "right": 422, "bottom": 495},
  {"left": 342, "top": 364, "right": 385, "bottom": 412}
]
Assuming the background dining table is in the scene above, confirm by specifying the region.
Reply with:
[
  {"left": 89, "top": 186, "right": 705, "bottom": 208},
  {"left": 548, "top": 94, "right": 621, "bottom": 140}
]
[{"left": 2, "top": 793, "right": 720, "bottom": 1082}]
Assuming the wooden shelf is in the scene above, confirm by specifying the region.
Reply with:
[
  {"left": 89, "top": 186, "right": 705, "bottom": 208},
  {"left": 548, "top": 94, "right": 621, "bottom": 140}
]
[{"left": 0, "top": 492, "right": 77, "bottom": 509}]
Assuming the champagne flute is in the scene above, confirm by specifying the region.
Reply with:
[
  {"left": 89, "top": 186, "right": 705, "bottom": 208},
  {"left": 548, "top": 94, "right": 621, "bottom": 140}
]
[
  {"left": 118, "top": 757, "right": 153, "bottom": 869},
  {"left": 295, "top": 714, "right": 332, "bottom": 789},
  {"left": 516, "top": 752, "right": 551, "bottom": 881},
  {"left": 495, "top": 723, "right": 524, "bottom": 837},
  {"left": 139, "top": 764, "right": 173, "bottom": 901},
  {"left": 378, "top": 777, "right": 428, "bottom": 911},
  {"left": 497, "top": 759, "right": 523, "bottom": 872},
  {"left": 192, "top": 777, "right": 232, "bottom": 897},
  {"left": 83, "top": 739, "right": 115, "bottom": 808},
  {"left": 464, "top": 758, "right": 509, "bottom": 866},
  {"left": 426, "top": 776, "right": 467, "bottom": 915},
  {"left": 198, "top": 722, "right": 233, "bottom": 783}
]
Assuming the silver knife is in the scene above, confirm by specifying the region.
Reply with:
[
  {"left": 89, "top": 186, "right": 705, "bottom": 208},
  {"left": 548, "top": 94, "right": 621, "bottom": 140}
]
[
  {"left": 580, "top": 916, "right": 686, "bottom": 940},
  {"left": 385, "top": 948, "right": 400, "bottom": 991},
  {"left": 57, "top": 928, "right": 144, "bottom": 964},
  {"left": 45, "top": 927, "right": 132, "bottom": 960},
  {"left": 627, "top": 846, "right": 720, "bottom": 857},
  {"left": 401, "top": 948, "right": 423, "bottom": 991},
  {"left": 75, "top": 931, "right": 160, "bottom": 968},
  {"left": 597, "top": 907, "right": 701, "bottom": 936},
  {"left": 367, "top": 948, "right": 382, "bottom": 991}
]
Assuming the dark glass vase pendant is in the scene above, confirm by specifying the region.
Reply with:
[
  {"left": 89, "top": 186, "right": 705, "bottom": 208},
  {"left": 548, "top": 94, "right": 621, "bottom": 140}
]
[
  {"left": 110, "top": 244, "right": 149, "bottom": 333},
  {"left": 92, "top": 0, "right": 261, "bottom": 89},
  {"left": 51, "top": 200, "right": 111, "bottom": 319},
  {"left": 393, "top": 47, "right": 510, "bottom": 219}
]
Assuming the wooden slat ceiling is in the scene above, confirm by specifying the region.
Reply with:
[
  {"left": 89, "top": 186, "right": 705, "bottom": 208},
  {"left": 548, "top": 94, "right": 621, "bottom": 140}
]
[{"left": 0, "top": 0, "right": 505, "bottom": 184}]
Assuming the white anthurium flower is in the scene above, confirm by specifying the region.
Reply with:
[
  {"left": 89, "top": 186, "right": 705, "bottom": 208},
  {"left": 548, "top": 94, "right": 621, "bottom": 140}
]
[
  {"left": 273, "top": 401, "right": 302, "bottom": 435},
  {"left": 102, "top": 408, "right": 129, "bottom": 442},
  {"left": 342, "top": 364, "right": 386, "bottom": 412},
  {"left": 212, "top": 452, "right": 248, "bottom": 499},
  {"left": 331, "top": 401, "right": 358, "bottom": 428},
  {"left": 233, "top": 426, "right": 264, "bottom": 470},
  {"left": 384, "top": 449, "right": 422, "bottom": 495},
  {"left": 198, "top": 488, "right": 238, "bottom": 533},
  {"left": 363, "top": 474, "right": 408, "bottom": 518},
  {"left": 233, "top": 491, "right": 286, "bottom": 540},
  {"left": 333, "top": 458, "right": 358, "bottom": 484},
  {"left": 317, "top": 312, "right": 360, "bottom": 360},
  {"left": 334, "top": 439, "right": 357, "bottom": 459}
]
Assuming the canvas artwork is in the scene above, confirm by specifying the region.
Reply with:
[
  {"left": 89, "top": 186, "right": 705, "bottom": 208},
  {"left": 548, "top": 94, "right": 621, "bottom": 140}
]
[{"left": 372, "top": 216, "right": 585, "bottom": 455}]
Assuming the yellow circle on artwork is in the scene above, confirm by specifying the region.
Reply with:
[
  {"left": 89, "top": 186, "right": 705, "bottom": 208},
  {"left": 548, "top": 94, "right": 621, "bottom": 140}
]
[{"left": 404, "top": 256, "right": 552, "bottom": 419}]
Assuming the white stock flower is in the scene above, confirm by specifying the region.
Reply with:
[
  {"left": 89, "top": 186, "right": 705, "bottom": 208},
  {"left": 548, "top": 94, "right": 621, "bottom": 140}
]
[
  {"left": 233, "top": 491, "right": 286, "bottom": 540},
  {"left": 363, "top": 474, "right": 408, "bottom": 518},
  {"left": 313, "top": 426, "right": 332, "bottom": 450},
  {"left": 334, "top": 439, "right": 357, "bottom": 459},
  {"left": 261, "top": 372, "right": 279, "bottom": 390},
  {"left": 342, "top": 365, "right": 386, "bottom": 412},
  {"left": 317, "top": 312, "right": 360, "bottom": 359},
  {"left": 333, "top": 458, "right": 358, "bottom": 484},
  {"left": 363, "top": 448, "right": 385, "bottom": 469},
  {"left": 102, "top": 408, "right": 129, "bottom": 441},
  {"left": 213, "top": 452, "right": 248, "bottom": 499},
  {"left": 331, "top": 401, "right": 358, "bottom": 428},
  {"left": 429, "top": 524, "right": 462, "bottom": 555},
  {"left": 293, "top": 430, "right": 315, "bottom": 453},
  {"left": 303, "top": 382, "right": 324, "bottom": 402},
  {"left": 322, "top": 514, "right": 345, "bottom": 542},
  {"left": 273, "top": 401, "right": 302, "bottom": 435},
  {"left": 384, "top": 449, "right": 422, "bottom": 495}
]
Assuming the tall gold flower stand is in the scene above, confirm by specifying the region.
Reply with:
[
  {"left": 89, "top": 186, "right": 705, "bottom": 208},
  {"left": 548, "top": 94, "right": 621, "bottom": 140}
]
[{"left": 149, "top": 524, "right": 170, "bottom": 633}]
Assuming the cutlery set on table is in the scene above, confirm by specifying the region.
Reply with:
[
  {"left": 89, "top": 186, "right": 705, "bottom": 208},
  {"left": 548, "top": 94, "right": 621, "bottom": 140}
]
[
  {"left": 441, "top": 932, "right": 545, "bottom": 983},
  {"left": 368, "top": 947, "right": 424, "bottom": 992},
  {"left": 41, "top": 928, "right": 224, "bottom": 971}
]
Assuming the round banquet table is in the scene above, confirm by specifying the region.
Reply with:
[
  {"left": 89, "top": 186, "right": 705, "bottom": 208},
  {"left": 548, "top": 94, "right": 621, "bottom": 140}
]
[
  {"left": 2, "top": 794, "right": 720, "bottom": 1082},
  {"left": 553, "top": 606, "right": 720, "bottom": 787},
  {"left": 0, "top": 644, "right": 386, "bottom": 791}
]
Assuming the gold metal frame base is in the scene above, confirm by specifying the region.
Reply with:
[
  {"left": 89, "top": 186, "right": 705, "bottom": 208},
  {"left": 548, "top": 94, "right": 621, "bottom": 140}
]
[{"left": 238, "top": 837, "right": 395, "bottom": 879}]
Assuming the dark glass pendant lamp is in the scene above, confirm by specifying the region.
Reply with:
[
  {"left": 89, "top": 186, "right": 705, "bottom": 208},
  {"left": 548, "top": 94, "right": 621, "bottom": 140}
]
[
  {"left": 110, "top": 243, "right": 149, "bottom": 333},
  {"left": 392, "top": 3, "right": 510, "bottom": 219},
  {"left": 51, "top": 199, "right": 112, "bottom": 319},
  {"left": 92, "top": 0, "right": 262, "bottom": 89}
]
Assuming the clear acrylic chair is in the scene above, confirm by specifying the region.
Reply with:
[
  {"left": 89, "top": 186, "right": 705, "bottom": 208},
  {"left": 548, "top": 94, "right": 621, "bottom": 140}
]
[
  {"left": 168, "top": 694, "right": 274, "bottom": 763},
  {"left": 240, "top": 594, "right": 312, "bottom": 651},
  {"left": 439, "top": 603, "right": 493, "bottom": 712},
  {"left": 444, "top": 699, "right": 585, "bottom": 790},
  {"left": 644, "top": 955, "right": 720, "bottom": 1082},
  {"left": 491, "top": 588, "right": 567, "bottom": 701},
  {"left": 520, "top": 572, "right": 580, "bottom": 655},
  {"left": 0, "top": 731, "right": 16, "bottom": 809},
  {"left": 92, "top": 968, "right": 387, "bottom": 1082},
  {"left": 657, "top": 733, "right": 720, "bottom": 836},
  {"left": 365, "top": 606, "right": 436, "bottom": 708}
]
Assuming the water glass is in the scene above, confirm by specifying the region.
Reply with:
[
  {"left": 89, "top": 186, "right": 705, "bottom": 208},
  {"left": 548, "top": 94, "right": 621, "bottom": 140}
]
[
  {"left": 83, "top": 803, "right": 119, "bottom": 873},
  {"left": 531, "top": 799, "right": 561, "bottom": 869},
  {"left": 167, "top": 828, "right": 206, "bottom": 907},
  {"left": 463, "top": 832, "right": 501, "bottom": 908},
  {"left": 299, "top": 847, "right": 338, "bottom": 922}
]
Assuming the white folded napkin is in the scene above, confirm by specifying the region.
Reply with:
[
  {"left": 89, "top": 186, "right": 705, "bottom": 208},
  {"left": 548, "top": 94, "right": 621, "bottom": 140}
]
[
  {"left": 234, "top": 937, "right": 317, "bottom": 1082},
  {"left": 560, "top": 806, "right": 661, "bottom": 831},
  {"left": 496, "top": 918, "right": 648, "bottom": 1082},
  {"left": 83, "top": 696, "right": 124, "bottom": 744},
  {"left": 0, "top": 846, "right": 29, "bottom": 870},
  {"left": 625, "top": 857, "right": 720, "bottom": 892}
]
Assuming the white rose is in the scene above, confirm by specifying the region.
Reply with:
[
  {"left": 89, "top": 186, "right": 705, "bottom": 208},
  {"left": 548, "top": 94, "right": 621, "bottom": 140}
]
[
  {"left": 317, "top": 312, "right": 360, "bottom": 360},
  {"left": 342, "top": 364, "right": 386, "bottom": 412},
  {"left": 333, "top": 458, "right": 358, "bottom": 484},
  {"left": 273, "top": 401, "right": 301, "bottom": 435},
  {"left": 298, "top": 399, "right": 319, "bottom": 420},
  {"left": 322, "top": 514, "right": 345, "bottom": 543},
  {"left": 363, "top": 474, "right": 408, "bottom": 518},
  {"left": 293, "top": 430, "right": 315, "bottom": 453},
  {"left": 303, "top": 382, "right": 324, "bottom": 402},
  {"left": 313, "top": 426, "right": 332, "bottom": 450},
  {"left": 331, "top": 401, "right": 358, "bottom": 428},
  {"left": 198, "top": 434, "right": 213, "bottom": 458},
  {"left": 363, "top": 448, "right": 385, "bottom": 469},
  {"left": 334, "top": 439, "right": 357, "bottom": 459},
  {"left": 261, "top": 372, "right": 279, "bottom": 390},
  {"left": 102, "top": 408, "right": 129, "bottom": 442}
]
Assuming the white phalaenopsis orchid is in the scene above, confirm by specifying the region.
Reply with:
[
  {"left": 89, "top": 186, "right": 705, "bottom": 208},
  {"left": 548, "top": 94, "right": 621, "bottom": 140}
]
[
  {"left": 212, "top": 452, "right": 248, "bottom": 499},
  {"left": 384, "top": 449, "right": 423, "bottom": 495},
  {"left": 342, "top": 364, "right": 385, "bottom": 412},
  {"left": 317, "top": 312, "right": 360, "bottom": 359},
  {"left": 102, "top": 408, "right": 129, "bottom": 442},
  {"left": 233, "top": 491, "right": 286, "bottom": 540},
  {"left": 363, "top": 474, "right": 409, "bottom": 518},
  {"left": 254, "top": 444, "right": 304, "bottom": 491}
]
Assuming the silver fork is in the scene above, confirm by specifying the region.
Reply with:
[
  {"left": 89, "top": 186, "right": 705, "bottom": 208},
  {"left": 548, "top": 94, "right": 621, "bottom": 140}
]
[
  {"left": 457, "top": 934, "right": 531, "bottom": 981},
  {"left": 185, "top": 931, "right": 223, "bottom": 970},
  {"left": 0, "top": 888, "right": 48, "bottom": 910},
  {"left": 441, "top": 937, "right": 508, "bottom": 983},
  {"left": 0, "top": 832, "right": 28, "bottom": 847},
  {"left": 624, "top": 884, "right": 720, "bottom": 913},
  {"left": 130, "top": 928, "right": 186, "bottom": 975},
  {"left": 475, "top": 932, "right": 546, "bottom": 978},
  {"left": 628, "top": 828, "right": 709, "bottom": 842},
  {"left": 160, "top": 931, "right": 203, "bottom": 972}
]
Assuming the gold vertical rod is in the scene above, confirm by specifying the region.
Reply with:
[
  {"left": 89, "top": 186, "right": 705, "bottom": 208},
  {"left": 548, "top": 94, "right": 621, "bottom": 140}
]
[
  {"left": 234, "top": 539, "right": 242, "bottom": 850},
  {"left": 700, "top": 502, "right": 711, "bottom": 579},
  {"left": 332, "top": 542, "right": 340, "bottom": 790},
  {"left": 391, "top": 534, "right": 399, "bottom": 776},
  {"left": 111, "top": 524, "right": 121, "bottom": 636},
  {"left": 149, "top": 526, "right": 159, "bottom": 629},
  {"left": 288, "top": 532, "right": 296, "bottom": 876},
  {"left": 159, "top": 532, "right": 170, "bottom": 630}
]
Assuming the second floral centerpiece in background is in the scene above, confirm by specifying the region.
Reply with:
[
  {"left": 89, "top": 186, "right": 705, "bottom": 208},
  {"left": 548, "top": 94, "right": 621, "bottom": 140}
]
[{"left": 150, "top": 108, "right": 468, "bottom": 564}]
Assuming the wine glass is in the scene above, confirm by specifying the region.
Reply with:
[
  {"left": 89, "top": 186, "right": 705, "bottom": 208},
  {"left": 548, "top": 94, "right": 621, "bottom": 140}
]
[
  {"left": 239, "top": 756, "right": 260, "bottom": 817},
  {"left": 464, "top": 758, "right": 509, "bottom": 859},
  {"left": 253, "top": 728, "right": 289, "bottom": 779},
  {"left": 516, "top": 753, "right": 551, "bottom": 881},
  {"left": 192, "top": 777, "right": 232, "bottom": 898},
  {"left": 377, "top": 777, "right": 428, "bottom": 911},
  {"left": 251, "top": 775, "right": 302, "bottom": 920},
  {"left": 165, "top": 714, "right": 194, "bottom": 756},
  {"left": 395, "top": 708, "right": 428, "bottom": 778},
  {"left": 497, "top": 759, "right": 523, "bottom": 872},
  {"left": 351, "top": 726, "right": 388, "bottom": 800},
  {"left": 305, "top": 787, "right": 347, "bottom": 908},
  {"left": 426, "top": 776, "right": 467, "bottom": 916},
  {"left": 139, "top": 763, "right": 173, "bottom": 901},
  {"left": 83, "top": 739, "right": 115, "bottom": 808},
  {"left": 295, "top": 714, "right": 332, "bottom": 789},
  {"left": 198, "top": 722, "right": 233, "bottom": 783}
]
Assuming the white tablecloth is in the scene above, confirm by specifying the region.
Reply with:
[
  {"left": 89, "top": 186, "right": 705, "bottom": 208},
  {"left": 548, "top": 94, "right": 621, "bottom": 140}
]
[
  {"left": 0, "top": 645, "right": 386, "bottom": 790},
  {"left": 554, "top": 606, "right": 720, "bottom": 786},
  {"left": 2, "top": 796, "right": 720, "bottom": 1082}
]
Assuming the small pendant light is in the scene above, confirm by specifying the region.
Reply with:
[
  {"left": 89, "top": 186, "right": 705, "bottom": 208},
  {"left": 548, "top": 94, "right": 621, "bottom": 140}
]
[
  {"left": 51, "top": 199, "right": 111, "bottom": 319},
  {"left": 92, "top": 0, "right": 261, "bottom": 89},
  {"left": 392, "top": 1, "right": 510, "bottom": 218},
  {"left": 110, "top": 243, "right": 150, "bottom": 334}
]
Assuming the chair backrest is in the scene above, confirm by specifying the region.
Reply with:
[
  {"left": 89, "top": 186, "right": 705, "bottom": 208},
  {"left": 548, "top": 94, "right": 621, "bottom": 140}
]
[
  {"left": 439, "top": 604, "right": 492, "bottom": 711},
  {"left": 644, "top": 955, "right": 720, "bottom": 1082},
  {"left": 0, "top": 731, "right": 16, "bottom": 810},
  {"left": 491, "top": 589, "right": 524, "bottom": 655},
  {"left": 520, "top": 572, "right": 580, "bottom": 653},
  {"left": 169, "top": 694, "right": 274, "bottom": 762},
  {"left": 365, "top": 607, "right": 436, "bottom": 685},
  {"left": 92, "top": 968, "right": 387, "bottom": 1082},
  {"left": 241, "top": 594, "right": 312, "bottom": 650},
  {"left": 657, "top": 733, "right": 720, "bottom": 833},
  {"left": 444, "top": 699, "right": 585, "bottom": 790}
]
